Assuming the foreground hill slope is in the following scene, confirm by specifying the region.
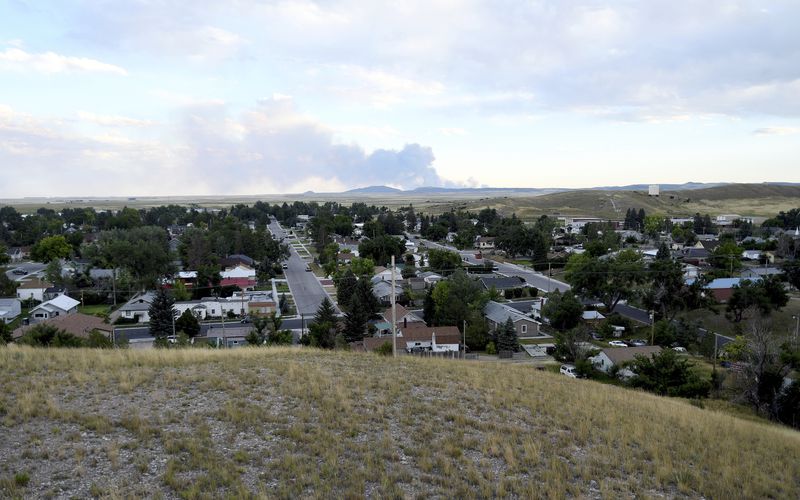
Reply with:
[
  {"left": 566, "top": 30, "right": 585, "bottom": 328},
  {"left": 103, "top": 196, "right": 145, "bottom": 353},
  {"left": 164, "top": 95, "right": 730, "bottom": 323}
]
[{"left": 1, "top": 347, "right": 798, "bottom": 498}]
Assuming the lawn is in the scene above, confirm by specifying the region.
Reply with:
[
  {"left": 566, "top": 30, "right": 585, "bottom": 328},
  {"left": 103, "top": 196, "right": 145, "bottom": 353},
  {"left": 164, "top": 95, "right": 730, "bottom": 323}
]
[
  {"left": 77, "top": 304, "right": 113, "bottom": 318},
  {"left": 1, "top": 346, "right": 799, "bottom": 499}
]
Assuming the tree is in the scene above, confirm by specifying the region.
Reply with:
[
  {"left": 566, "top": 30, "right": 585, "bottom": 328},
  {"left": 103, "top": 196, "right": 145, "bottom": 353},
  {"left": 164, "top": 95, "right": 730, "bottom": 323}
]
[
  {"left": 464, "top": 310, "right": 489, "bottom": 351},
  {"left": 349, "top": 257, "right": 375, "bottom": 277},
  {"left": 18, "top": 324, "right": 84, "bottom": 347},
  {"left": 44, "top": 259, "right": 64, "bottom": 284},
  {"left": 553, "top": 326, "right": 590, "bottom": 362},
  {"left": 564, "top": 249, "right": 646, "bottom": 312},
  {"left": 172, "top": 280, "right": 192, "bottom": 301},
  {"left": 343, "top": 293, "right": 369, "bottom": 342},
  {"left": 306, "top": 298, "right": 338, "bottom": 349},
  {"left": 31, "top": 235, "right": 72, "bottom": 263},
  {"left": 175, "top": 308, "right": 201, "bottom": 338},
  {"left": 783, "top": 259, "right": 800, "bottom": 291},
  {"left": 496, "top": 317, "right": 519, "bottom": 353},
  {"left": 628, "top": 349, "right": 711, "bottom": 398},
  {"left": 358, "top": 235, "right": 405, "bottom": 266},
  {"left": 0, "top": 322, "right": 12, "bottom": 344},
  {"left": 0, "top": 244, "right": 9, "bottom": 265},
  {"left": 334, "top": 269, "right": 358, "bottom": 309},
  {"left": 726, "top": 278, "right": 788, "bottom": 322},
  {"left": 427, "top": 248, "right": 462, "bottom": 273},
  {"left": 148, "top": 288, "right": 176, "bottom": 343},
  {"left": 541, "top": 290, "right": 583, "bottom": 331}
]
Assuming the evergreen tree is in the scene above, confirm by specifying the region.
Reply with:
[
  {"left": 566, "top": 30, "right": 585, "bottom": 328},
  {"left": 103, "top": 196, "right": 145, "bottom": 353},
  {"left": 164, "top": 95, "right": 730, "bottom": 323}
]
[
  {"left": 148, "top": 287, "right": 176, "bottom": 342},
  {"left": 423, "top": 289, "right": 436, "bottom": 326},
  {"left": 306, "top": 297, "right": 339, "bottom": 349},
  {"left": 175, "top": 308, "right": 201, "bottom": 338},
  {"left": 343, "top": 293, "right": 369, "bottom": 342},
  {"left": 496, "top": 317, "right": 519, "bottom": 353},
  {"left": 314, "top": 297, "right": 339, "bottom": 327},
  {"left": 335, "top": 269, "right": 358, "bottom": 310},
  {"left": 655, "top": 242, "right": 671, "bottom": 260},
  {"left": 637, "top": 208, "right": 646, "bottom": 229}
]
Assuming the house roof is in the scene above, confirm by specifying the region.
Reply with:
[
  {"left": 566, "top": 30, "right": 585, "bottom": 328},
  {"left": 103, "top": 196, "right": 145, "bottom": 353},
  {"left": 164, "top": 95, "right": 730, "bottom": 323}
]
[
  {"left": 600, "top": 346, "right": 662, "bottom": 365},
  {"left": 484, "top": 300, "right": 535, "bottom": 325},
  {"left": 504, "top": 299, "right": 542, "bottom": 314},
  {"left": 706, "top": 277, "right": 760, "bottom": 289},
  {"left": 18, "top": 278, "right": 53, "bottom": 290},
  {"left": 0, "top": 298, "right": 21, "bottom": 309},
  {"left": 13, "top": 312, "right": 111, "bottom": 340},
  {"left": 382, "top": 304, "right": 423, "bottom": 324},
  {"left": 32, "top": 294, "right": 80, "bottom": 313},
  {"left": 479, "top": 276, "right": 525, "bottom": 291},
  {"left": 741, "top": 267, "right": 783, "bottom": 277},
  {"left": 220, "top": 265, "right": 256, "bottom": 279},
  {"left": 399, "top": 325, "right": 461, "bottom": 345},
  {"left": 582, "top": 310, "right": 605, "bottom": 320},
  {"left": 372, "top": 281, "right": 403, "bottom": 298}
]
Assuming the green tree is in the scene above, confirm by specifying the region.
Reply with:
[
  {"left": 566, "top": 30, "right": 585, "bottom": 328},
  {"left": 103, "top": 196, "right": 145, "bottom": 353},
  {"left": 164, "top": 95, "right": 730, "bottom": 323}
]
[
  {"left": 427, "top": 248, "right": 462, "bottom": 273},
  {"left": 31, "top": 235, "right": 72, "bottom": 263},
  {"left": 0, "top": 244, "right": 9, "bottom": 265},
  {"left": 334, "top": 269, "right": 358, "bottom": 309},
  {"left": 496, "top": 317, "right": 519, "bottom": 353},
  {"left": 148, "top": 288, "right": 176, "bottom": 343},
  {"left": 305, "top": 298, "right": 338, "bottom": 349},
  {"left": 343, "top": 293, "right": 369, "bottom": 343},
  {"left": 349, "top": 257, "right": 375, "bottom": 277},
  {"left": 18, "top": 324, "right": 84, "bottom": 347},
  {"left": 172, "top": 280, "right": 192, "bottom": 301},
  {"left": 0, "top": 322, "right": 12, "bottom": 344},
  {"left": 175, "top": 308, "right": 201, "bottom": 338},
  {"left": 86, "top": 329, "right": 113, "bottom": 348},
  {"left": 358, "top": 234, "right": 405, "bottom": 266},
  {"left": 564, "top": 249, "right": 646, "bottom": 312},
  {"left": 628, "top": 349, "right": 711, "bottom": 398},
  {"left": 541, "top": 290, "right": 583, "bottom": 331},
  {"left": 553, "top": 326, "right": 590, "bottom": 362}
]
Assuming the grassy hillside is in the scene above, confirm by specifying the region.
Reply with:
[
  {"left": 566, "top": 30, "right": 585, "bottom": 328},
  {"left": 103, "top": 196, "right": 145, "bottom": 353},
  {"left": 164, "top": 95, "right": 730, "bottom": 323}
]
[
  {"left": 463, "top": 183, "right": 800, "bottom": 220},
  {"left": 1, "top": 347, "right": 798, "bottom": 498}
]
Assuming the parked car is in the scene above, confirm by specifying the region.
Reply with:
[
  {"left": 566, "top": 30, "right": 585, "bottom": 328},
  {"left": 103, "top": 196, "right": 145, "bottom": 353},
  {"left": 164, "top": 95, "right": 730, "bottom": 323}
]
[
  {"left": 239, "top": 316, "right": 251, "bottom": 324},
  {"left": 282, "top": 263, "right": 288, "bottom": 269},
  {"left": 628, "top": 339, "right": 648, "bottom": 347},
  {"left": 12, "top": 269, "right": 27, "bottom": 275},
  {"left": 305, "top": 265, "right": 312, "bottom": 272},
  {"left": 608, "top": 340, "right": 628, "bottom": 348},
  {"left": 590, "top": 332, "right": 603, "bottom": 341},
  {"left": 560, "top": 364, "right": 578, "bottom": 378},
  {"left": 672, "top": 346, "right": 687, "bottom": 353}
]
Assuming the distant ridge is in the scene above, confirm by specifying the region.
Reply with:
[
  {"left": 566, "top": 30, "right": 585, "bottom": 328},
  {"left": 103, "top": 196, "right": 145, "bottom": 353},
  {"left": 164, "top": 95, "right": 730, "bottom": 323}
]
[{"left": 343, "top": 185, "right": 403, "bottom": 194}]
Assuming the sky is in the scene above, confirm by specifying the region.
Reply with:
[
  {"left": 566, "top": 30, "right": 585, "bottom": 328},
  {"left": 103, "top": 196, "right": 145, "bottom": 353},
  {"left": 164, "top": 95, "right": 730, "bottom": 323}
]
[{"left": 1, "top": 0, "right": 799, "bottom": 197}]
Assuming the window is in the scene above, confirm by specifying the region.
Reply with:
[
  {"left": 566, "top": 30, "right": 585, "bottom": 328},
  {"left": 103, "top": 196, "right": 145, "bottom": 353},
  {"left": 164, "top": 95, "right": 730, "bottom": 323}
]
[{"left": 521, "top": 324, "right": 527, "bottom": 334}]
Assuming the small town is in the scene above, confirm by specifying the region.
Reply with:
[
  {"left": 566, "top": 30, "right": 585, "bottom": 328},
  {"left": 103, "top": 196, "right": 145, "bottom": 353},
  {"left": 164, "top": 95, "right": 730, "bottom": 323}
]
[{"left": 2, "top": 1, "right": 800, "bottom": 498}]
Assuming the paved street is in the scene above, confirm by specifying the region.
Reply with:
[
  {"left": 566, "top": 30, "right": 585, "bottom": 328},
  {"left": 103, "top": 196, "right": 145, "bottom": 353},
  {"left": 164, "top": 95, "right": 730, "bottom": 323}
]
[
  {"left": 268, "top": 218, "right": 338, "bottom": 316},
  {"left": 115, "top": 317, "right": 309, "bottom": 342},
  {"left": 4, "top": 262, "right": 47, "bottom": 282}
]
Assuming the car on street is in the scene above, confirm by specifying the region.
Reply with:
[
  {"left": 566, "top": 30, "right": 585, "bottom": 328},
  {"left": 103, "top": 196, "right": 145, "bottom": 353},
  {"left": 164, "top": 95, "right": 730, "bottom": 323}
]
[
  {"left": 628, "top": 339, "right": 648, "bottom": 347},
  {"left": 282, "top": 263, "right": 288, "bottom": 269},
  {"left": 608, "top": 340, "right": 628, "bottom": 348},
  {"left": 560, "top": 364, "right": 577, "bottom": 378},
  {"left": 12, "top": 269, "right": 27, "bottom": 275},
  {"left": 305, "top": 265, "right": 312, "bottom": 272},
  {"left": 590, "top": 332, "right": 603, "bottom": 341},
  {"left": 672, "top": 346, "right": 687, "bottom": 353}
]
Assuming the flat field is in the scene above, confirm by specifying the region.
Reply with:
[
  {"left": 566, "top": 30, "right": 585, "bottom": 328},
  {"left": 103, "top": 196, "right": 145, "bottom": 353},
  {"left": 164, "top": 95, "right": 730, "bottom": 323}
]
[{"left": 1, "top": 346, "right": 798, "bottom": 499}]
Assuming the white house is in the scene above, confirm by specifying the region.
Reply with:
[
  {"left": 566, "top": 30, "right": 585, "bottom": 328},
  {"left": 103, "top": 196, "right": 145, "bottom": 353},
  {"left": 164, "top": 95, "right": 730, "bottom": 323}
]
[
  {"left": 591, "top": 346, "right": 662, "bottom": 374},
  {"left": 0, "top": 298, "right": 21, "bottom": 324},
  {"left": 29, "top": 295, "right": 80, "bottom": 323},
  {"left": 119, "top": 292, "right": 156, "bottom": 322},
  {"left": 475, "top": 237, "right": 496, "bottom": 250},
  {"left": 399, "top": 325, "right": 461, "bottom": 353},
  {"left": 741, "top": 250, "right": 761, "bottom": 261},
  {"left": 484, "top": 301, "right": 545, "bottom": 338},
  {"left": 16, "top": 278, "right": 53, "bottom": 303}
]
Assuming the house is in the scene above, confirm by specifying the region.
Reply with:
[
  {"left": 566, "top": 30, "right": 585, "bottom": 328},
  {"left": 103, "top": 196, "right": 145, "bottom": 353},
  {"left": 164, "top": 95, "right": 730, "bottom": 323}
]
[
  {"left": 687, "top": 277, "right": 761, "bottom": 303},
  {"left": 6, "top": 247, "right": 24, "bottom": 262},
  {"left": 382, "top": 304, "right": 424, "bottom": 328},
  {"left": 220, "top": 254, "right": 255, "bottom": 269},
  {"left": 220, "top": 265, "right": 257, "bottom": 290},
  {"left": 174, "top": 291, "right": 278, "bottom": 320},
  {"left": 582, "top": 310, "right": 605, "bottom": 323},
  {"left": 683, "top": 264, "right": 701, "bottom": 280},
  {"left": 406, "top": 277, "right": 426, "bottom": 292},
  {"left": 681, "top": 247, "right": 710, "bottom": 266},
  {"left": 419, "top": 271, "right": 443, "bottom": 287},
  {"left": 12, "top": 312, "right": 112, "bottom": 340},
  {"left": 0, "top": 298, "right": 21, "bottom": 324},
  {"left": 475, "top": 237, "right": 496, "bottom": 250},
  {"left": 741, "top": 250, "right": 761, "bottom": 261},
  {"left": 28, "top": 294, "right": 80, "bottom": 323},
  {"left": 372, "top": 267, "right": 397, "bottom": 282},
  {"left": 43, "top": 285, "right": 67, "bottom": 302},
  {"left": 483, "top": 301, "right": 544, "bottom": 338},
  {"left": 478, "top": 276, "right": 526, "bottom": 292},
  {"left": 350, "top": 336, "right": 395, "bottom": 353},
  {"left": 119, "top": 292, "right": 156, "bottom": 322},
  {"left": 16, "top": 278, "right": 54, "bottom": 303},
  {"left": 741, "top": 267, "right": 784, "bottom": 280},
  {"left": 591, "top": 346, "right": 663, "bottom": 374},
  {"left": 399, "top": 325, "right": 461, "bottom": 353},
  {"left": 372, "top": 281, "right": 404, "bottom": 305}
]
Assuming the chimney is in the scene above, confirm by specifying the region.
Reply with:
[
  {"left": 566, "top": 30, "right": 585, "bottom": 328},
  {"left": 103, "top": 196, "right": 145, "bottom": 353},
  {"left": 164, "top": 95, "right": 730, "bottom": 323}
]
[{"left": 403, "top": 317, "right": 407, "bottom": 328}]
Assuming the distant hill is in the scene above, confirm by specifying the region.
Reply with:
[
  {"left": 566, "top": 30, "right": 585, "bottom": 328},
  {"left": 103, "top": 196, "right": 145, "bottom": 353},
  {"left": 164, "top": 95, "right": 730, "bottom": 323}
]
[
  {"left": 343, "top": 185, "right": 403, "bottom": 194},
  {"left": 1, "top": 347, "right": 797, "bottom": 498}
]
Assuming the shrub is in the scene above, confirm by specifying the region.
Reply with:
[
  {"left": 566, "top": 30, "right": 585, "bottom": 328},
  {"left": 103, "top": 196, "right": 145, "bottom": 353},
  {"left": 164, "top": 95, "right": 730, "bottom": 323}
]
[
  {"left": 374, "top": 341, "right": 393, "bottom": 356},
  {"left": 485, "top": 341, "right": 497, "bottom": 355}
]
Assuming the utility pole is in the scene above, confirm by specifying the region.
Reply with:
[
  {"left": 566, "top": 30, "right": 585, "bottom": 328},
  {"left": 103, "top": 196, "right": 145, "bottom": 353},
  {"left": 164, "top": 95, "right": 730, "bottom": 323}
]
[
  {"left": 649, "top": 310, "right": 655, "bottom": 345},
  {"left": 112, "top": 268, "right": 117, "bottom": 306},
  {"left": 793, "top": 315, "right": 799, "bottom": 349},
  {"left": 391, "top": 255, "right": 397, "bottom": 358},
  {"left": 712, "top": 331, "right": 718, "bottom": 373},
  {"left": 463, "top": 319, "right": 466, "bottom": 359}
]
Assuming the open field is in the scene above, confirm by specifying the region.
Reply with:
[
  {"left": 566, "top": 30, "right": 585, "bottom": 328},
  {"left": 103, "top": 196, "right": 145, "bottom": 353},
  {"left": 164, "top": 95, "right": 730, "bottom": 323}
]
[
  {"left": 4, "top": 183, "right": 797, "bottom": 220},
  {"left": 1, "top": 346, "right": 799, "bottom": 498}
]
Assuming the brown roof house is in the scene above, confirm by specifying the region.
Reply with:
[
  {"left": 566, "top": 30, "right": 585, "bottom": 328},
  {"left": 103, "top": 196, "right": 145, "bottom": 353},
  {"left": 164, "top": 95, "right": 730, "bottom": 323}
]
[
  {"left": 399, "top": 325, "right": 461, "bottom": 353},
  {"left": 13, "top": 312, "right": 112, "bottom": 340}
]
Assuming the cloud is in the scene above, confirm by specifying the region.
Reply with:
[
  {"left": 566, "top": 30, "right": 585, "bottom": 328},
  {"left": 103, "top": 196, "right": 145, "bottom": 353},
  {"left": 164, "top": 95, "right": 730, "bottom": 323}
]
[
  {"left": 753, "top": 126, "right": 800, "bottom": 136},
  {"left": 77, "top": 111, "right": 155, "bottom": 128},
  {"left": 0, "top": 47, "right": 127, "bottom": 75},
  {"left": 0, "top": 99, "right": 450, "bottom": 197}
]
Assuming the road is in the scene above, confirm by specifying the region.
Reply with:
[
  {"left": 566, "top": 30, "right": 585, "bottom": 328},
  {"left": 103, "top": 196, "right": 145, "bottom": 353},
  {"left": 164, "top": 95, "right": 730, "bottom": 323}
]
[
  {"left": 115, "top": 317, "right": 310, "bottom": 342},
  {"left": 4, "top": 262, "right": 47, "bottom": 282},
  {"left": 410, "top": 234, "right": 570, "bottom": 293},
  {"left": 268, "top": 218, "right": 337, "bottom": 316}
]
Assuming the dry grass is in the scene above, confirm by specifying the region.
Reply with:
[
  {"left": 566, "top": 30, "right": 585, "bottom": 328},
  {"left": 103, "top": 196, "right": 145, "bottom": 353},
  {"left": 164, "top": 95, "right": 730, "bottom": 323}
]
[{"left": 1, "top": 345, "right": 799, "bottom": 498}]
